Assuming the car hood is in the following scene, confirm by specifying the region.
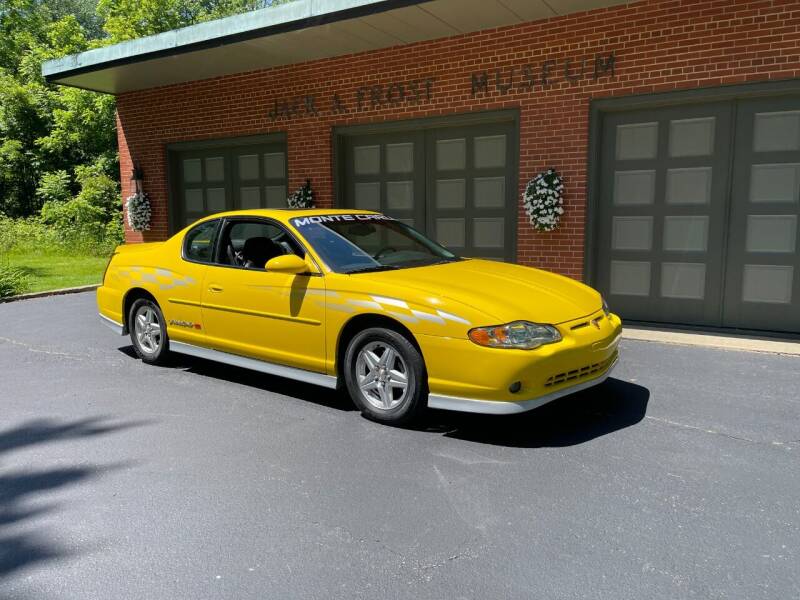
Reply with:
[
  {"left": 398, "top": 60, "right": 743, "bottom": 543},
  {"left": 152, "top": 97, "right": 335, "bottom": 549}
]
[{"left": 359, "top": 259, "right": 602, "bottom": 325}]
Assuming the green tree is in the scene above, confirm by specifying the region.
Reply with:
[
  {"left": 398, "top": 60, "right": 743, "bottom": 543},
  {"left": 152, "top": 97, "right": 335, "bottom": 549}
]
[{"left": 0, "top": 0, "right": 295, "bottom": 220}]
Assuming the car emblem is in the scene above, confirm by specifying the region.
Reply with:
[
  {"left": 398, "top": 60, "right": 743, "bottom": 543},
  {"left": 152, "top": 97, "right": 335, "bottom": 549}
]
[{"left": 591, "top": 318, "right": 602, "bottom": 329}]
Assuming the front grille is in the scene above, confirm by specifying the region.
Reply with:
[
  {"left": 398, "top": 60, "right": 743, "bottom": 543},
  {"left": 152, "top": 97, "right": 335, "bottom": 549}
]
[{"left": 544, "top": 351, "right": 617, "bottom": 388}]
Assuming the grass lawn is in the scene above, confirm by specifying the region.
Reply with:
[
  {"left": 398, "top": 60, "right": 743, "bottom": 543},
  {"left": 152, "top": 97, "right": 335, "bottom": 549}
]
[{"left": 5, "top": 252, "right": 108, "bottom": 293}]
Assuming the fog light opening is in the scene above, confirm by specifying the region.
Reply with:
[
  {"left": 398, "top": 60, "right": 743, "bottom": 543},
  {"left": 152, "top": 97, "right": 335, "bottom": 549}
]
[{"left": 509, "top": 381, "right": 522, "bottom": 394}]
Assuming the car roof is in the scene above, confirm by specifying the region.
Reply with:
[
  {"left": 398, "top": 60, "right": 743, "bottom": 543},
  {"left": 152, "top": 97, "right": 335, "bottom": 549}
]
[{"left": 193, "top": 208, "right": 380, "bottom": 226}]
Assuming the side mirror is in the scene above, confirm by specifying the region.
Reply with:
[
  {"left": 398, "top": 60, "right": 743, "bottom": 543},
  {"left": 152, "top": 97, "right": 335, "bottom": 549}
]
[{"left": 265, "top": 254, "right": 309, "bottom": 274}]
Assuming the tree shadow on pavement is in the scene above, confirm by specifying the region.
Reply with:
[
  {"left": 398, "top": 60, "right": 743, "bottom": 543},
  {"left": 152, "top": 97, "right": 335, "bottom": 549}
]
[
  {"left": 417, "top": 378, "right": 650, "bottom": 448},
  {"left": 0, "top": 417, "right": 147, "bottom": 581}
]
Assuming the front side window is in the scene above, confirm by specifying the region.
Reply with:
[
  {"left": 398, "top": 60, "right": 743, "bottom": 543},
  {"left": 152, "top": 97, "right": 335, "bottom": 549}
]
[
  {"left": 183, "top": 219, "right": 220, "bottom": 263},
  {"left": 291, "top": 214, "right": 459, "bottom": 274},
  {"left": 217, "top": 220, "right": 305, "bottom": 270}
]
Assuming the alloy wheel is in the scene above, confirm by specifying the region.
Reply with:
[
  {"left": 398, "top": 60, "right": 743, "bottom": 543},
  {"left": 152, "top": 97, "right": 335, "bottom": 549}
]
[
  {"left": 134, "top": 305, "right": 162, "bottom": 355},
  {"left": 355, "top": 341, "right": 410, "bottom": 410}
]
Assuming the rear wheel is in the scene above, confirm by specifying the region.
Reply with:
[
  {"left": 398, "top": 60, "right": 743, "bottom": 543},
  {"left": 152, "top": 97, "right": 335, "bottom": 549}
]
[
  {"left": 129, "top": 298, "right": 170, "bottom": 365},
  {"left": 344, "top": 328, "right": 427, "bottom": 425}
]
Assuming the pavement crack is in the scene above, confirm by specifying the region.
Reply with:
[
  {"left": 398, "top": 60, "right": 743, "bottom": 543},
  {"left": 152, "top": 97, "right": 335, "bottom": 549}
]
[
  {"left": 0, "top": 336, "right": 89, "bottom": 360},
  {"left": 645, "top": 415, "right": 793, "bottom": 449}
]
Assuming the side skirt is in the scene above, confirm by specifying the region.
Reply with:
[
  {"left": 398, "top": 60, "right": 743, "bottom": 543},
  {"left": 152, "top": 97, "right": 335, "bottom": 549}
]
[
  {"left": 169, "top": 341, "right": 338, "bottom": 390},
  {"left": 100, "top": 313, "right": 125, "bottom": 335}
]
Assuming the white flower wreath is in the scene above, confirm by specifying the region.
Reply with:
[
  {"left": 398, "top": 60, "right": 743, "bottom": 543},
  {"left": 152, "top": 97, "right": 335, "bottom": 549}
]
[
  {"left": 287, "top": 179, "right": 314, "bottom": 209},
  {"left": 522, "top": 168, "right": 565, "bottom": 232},
  {"left": 125, "top": 192, "right": 152, "bottom": 232}
]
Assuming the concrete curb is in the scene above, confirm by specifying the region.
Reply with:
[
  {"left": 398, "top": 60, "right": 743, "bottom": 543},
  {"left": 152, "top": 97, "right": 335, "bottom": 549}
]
[
  {"left": 0, "top": 284, "right": 98, "bottom": 304},
  {"left": 623, "top": 327, "right": 800, "bottom": 357}
]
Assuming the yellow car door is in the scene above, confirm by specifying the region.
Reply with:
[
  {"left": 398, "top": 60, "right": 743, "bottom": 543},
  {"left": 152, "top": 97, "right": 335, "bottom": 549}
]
[{"left": 199, "top": 218, "right": 327, "bottom": 373}]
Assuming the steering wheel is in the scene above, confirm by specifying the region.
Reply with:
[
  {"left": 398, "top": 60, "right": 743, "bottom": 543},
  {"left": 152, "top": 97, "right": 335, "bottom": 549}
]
[{"left": 374, "top": 246, "right": 397, "bottom": 260}]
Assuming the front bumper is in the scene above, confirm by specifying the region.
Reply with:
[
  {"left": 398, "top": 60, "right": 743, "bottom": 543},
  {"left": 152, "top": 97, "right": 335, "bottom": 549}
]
[
  {"left": 427, "top": 352, "right": 618, "bottom": 414},
  {"left": 420, "top": 310, "right": 622, "bottom": 414}
]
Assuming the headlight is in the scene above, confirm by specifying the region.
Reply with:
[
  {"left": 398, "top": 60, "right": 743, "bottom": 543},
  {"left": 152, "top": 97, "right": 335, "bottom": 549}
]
[
  {"left": 468, "top": 321, "right": 562, "bottom": 350},
  {"left": 602, "top": 297, "right": 610, "bottom": 317}
]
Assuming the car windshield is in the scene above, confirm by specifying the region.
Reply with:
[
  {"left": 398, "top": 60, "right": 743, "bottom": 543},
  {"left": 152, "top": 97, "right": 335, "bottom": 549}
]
[{"left": 291, "top": 214, "right": 460, "bottom": 274}]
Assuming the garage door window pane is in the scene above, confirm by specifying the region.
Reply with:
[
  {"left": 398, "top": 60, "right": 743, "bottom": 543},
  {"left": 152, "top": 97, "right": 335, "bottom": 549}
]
[
  {"left": 663, "top": 216, "right": 709, "bottom": 252},
  {"left": 436, "top": 218, "right": 465, "bottom": 248},
  {"left": 240, "top": 187, "right": 261, "bottom": 209},
  {"left": 354, "top": 182, "right": 380, "bottom": 210},
  {"left": 238, "top": 154, "right": 259, "bottom": 180},
  {"left": 184, "top": 189, "right": 203, "bottom": 212},
  {"left": 742, "top": 265, "right": 794, "bottom": 304},
  {"left": 610, "top": 261, "right": 651, "bottom": 296},
  {"left": 437, "top": 139, "right": 466, "bottom": 171},
  {"left": 614, "top": 170, "right": 656, "bottom": 205},
  {"left": 746, "top": 215, "right": 797, "bottom": 253},
  {"left": 264, "top": 153, "right": 285, "bottom": 179},
  {"left": 473, "top": 218, "right": 504, "bottom": 248},
  {"left": 204, "top": 157, "right": 225, "bottom": 182},
  {"left": 474, "top": 135, "right": 506, "bottom": 169},
  {"left": 666, "top": 168, "right": 712, "bottom": 205},
  {"left": 354, "top": 145, "right": 380, "bottom": 175},
  {"left": 474, "top": 177, "right": 506, "bottom": 208},
  {"left": 386, "top": 143, "right": 413, "bottom": 174},
  {"left": 436, "top": 179, "right": 465, "bottom": 209},
  {"left": 386, "top": 181, "right": 414, "bottom": 210},
  {"left": 750, "top": 164, "right": 800, "bottom": 203},
  {"left": 265, "top": 185, "right": 287, "bottom": 208},
  {"left": 183, "top": 159, "right": 202, "bottom": 183},
  {"left": 206, "top": 188, "right": 226, "bottom": 212},
  {"left": 669, "top": 117, "right": 715, "bottom": 157},
  {"left": 612, "top": 216, "right": 653, "bottom": 251},
  {"left": 754, "top": 111, "right": 800, "bottom": 152},
  {"left": 616, "top": 123, "right": 658, "bottom": 160},
  {"left": 661, "top": 262, "right": 706, "bottom": 300}
]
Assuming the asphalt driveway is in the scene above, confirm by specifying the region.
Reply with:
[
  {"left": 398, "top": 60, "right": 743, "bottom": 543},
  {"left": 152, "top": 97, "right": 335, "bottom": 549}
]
[{"left": 0, "top": 292, "right": 798, "bottom": 600}]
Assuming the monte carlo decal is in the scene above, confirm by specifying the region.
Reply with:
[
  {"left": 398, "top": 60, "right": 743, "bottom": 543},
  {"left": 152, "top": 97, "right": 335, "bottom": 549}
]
[{"left": 97, "top": 209, "right": 621, "bottom": 425}]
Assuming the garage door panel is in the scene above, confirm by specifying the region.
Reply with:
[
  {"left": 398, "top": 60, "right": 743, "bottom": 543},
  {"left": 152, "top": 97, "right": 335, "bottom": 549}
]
[
  {"left": 722, "top": 97, "right": 800, "bottom": 332},
  {"left": 597, "top": 102, "right": 732, "bottom": 327},
  {"left": 341, "top": 119, "right": 516, "bottom": 262}
]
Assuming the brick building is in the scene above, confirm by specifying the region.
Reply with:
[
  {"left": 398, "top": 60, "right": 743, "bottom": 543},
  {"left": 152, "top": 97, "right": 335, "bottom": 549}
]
[{"left": 44, "top": 0, "right": 800, "bottom": 333}]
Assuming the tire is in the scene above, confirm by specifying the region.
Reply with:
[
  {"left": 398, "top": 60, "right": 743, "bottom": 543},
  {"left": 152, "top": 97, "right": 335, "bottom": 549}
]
[
  {"left": 129, "top": 298, "right": 170, "bottom": 365},
  {"left": 343, "top": 327, "right": 427, "bottom": 425}
]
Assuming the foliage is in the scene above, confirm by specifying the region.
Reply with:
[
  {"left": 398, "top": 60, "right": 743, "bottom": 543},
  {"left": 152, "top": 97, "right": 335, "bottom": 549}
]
[
  {"left": 287, "top": 179, "right": 313, "bottom": 208},
  {"left": 0, "top": 0, "right": 296, "bottom": 223},
  {"left": 125, "top": 192, "right": 151, "bottom": 231},
  {"left": 96, "top": 0, "right": 295, "bottom": 42},
  {"left": 36, "top": 169, "right": 72, "bottom": 203},
  {"left": 0, "top": 264, "right": 29, "bottom": 297}
]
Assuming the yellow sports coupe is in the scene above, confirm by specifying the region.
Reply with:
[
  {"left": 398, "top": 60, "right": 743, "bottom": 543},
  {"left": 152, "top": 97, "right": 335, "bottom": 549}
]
[{"left": 98, "top": 209, "right": 621, "bottom": 425}]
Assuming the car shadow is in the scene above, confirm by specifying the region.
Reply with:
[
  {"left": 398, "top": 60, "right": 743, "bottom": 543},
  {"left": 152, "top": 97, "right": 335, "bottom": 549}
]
[
  {"left": 0, "top": 417, "right": 148, "bottom": 581},
  {"left": 416, "top": 378, "right": 650, "bottom": 448},
  {"left": 118, "top": 345, "right": 353, "bottom": 413}
]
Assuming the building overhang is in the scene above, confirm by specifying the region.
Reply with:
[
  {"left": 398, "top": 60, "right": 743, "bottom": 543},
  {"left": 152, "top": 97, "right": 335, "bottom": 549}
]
[{"left": 43, "top": 0, "right": 628, "bottom": 95}]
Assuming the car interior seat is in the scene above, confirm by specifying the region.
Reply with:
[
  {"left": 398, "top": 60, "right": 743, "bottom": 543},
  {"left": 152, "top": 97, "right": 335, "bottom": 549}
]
[{"left": 242, "top": 236, "right": 284, "bottom": 269}]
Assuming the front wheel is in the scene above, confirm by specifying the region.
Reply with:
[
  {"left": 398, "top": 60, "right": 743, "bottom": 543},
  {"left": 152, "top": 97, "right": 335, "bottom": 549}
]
[
  {"left": 343, "top": 328, "right": 427, "bottom": 425},
  {"left": 129, "top": 298, "right": 170, "bottom": 365}
]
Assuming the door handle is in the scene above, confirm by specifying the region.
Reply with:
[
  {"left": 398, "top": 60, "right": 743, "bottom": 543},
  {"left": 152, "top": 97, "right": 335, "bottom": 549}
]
[{"left": 208, "top": 284, "right": 224, "bottom": 293}]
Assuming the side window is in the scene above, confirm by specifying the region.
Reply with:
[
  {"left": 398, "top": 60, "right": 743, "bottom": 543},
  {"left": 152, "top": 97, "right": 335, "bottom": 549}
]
[
  {"left": 184, "top": 220, "right": 220, "bottom": 263},
  {"left": 218, "top": 220, "right": 305, "bottom": 270}
]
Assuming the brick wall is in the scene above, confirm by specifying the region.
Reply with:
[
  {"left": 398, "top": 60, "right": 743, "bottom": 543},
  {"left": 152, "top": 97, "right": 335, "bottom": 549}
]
[{"left": 116, "top": 0, "right": 800, "bottom": 279}]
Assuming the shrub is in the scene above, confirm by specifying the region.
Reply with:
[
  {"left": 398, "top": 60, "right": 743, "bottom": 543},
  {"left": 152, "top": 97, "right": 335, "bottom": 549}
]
[
  {"left": 36, "top": 170, "right": 73, "bottom": 204},
  {"left": 75, "top": 161, "right": 120, "bottom": 218},
  {"left": 0, "top": 265, "right": 29, "bottom": 298}
]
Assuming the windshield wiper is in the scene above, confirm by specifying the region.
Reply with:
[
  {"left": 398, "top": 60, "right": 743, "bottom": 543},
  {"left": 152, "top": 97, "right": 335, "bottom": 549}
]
[{"left": 345, "top": 264, "right": 399, "bottom": 274}]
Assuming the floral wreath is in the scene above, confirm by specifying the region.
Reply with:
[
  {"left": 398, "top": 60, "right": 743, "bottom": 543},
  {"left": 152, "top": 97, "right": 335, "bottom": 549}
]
[
  {"left": 522, "top": 168, "right": 564, "bottom": 232},
  {"left": 287, "top": 179, "right": 314, "bottom": 209},
  {"left": 125, "top": 191, "right": 151, "bottom": 231}
]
